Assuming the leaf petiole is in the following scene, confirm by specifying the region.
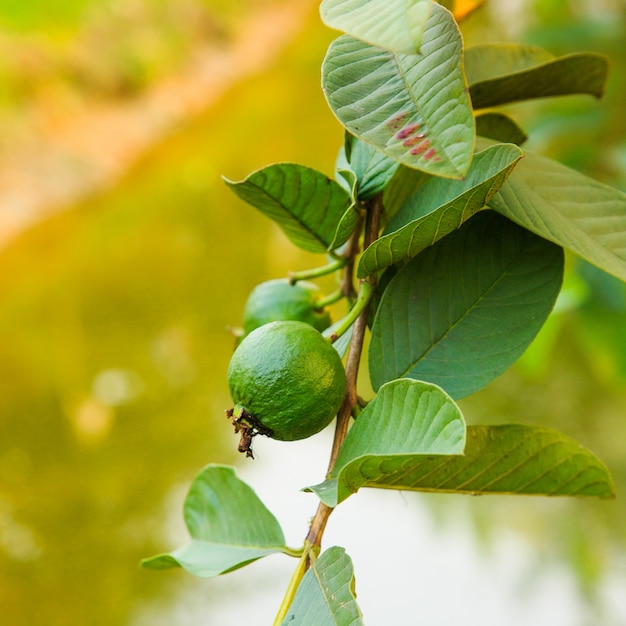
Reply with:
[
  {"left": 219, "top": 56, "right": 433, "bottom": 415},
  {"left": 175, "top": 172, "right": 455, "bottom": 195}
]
[
  {"left": 281, "top": 545, "right": 305, "bottom": 558},
  {"left": 314, "top": 288, "right": 345, "bottom": 311},
  {"left": 289, "top": 258, "right": 347, "bottom": 284},
  {"left": 273, "top": 541, "right": 318, "bottom": 626},
  {"left": 328, "top": 280, "right": 373, "bottom": 343}
]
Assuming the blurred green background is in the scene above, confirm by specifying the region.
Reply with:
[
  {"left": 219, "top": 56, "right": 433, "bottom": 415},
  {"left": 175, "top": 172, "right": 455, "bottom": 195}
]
[{"left": 1, "top": 1, "right": 626, "bottom": 624}]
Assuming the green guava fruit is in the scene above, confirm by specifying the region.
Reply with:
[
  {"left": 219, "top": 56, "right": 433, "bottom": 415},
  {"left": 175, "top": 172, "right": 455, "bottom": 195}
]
[
  {"left": 226, "top": 320, "right": 346, "bottom": 456},
  {"left": 242, "top": 279, "right": 332, "bottom": 335}
]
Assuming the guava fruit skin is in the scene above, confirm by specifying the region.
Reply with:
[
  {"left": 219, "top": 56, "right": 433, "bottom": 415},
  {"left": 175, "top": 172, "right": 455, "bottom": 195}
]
[
  {"left": 227, "top": 320, "right": 346, "bottom": 441},
  {"left": 242, "top": 279, "right": 331, "bottom": 335}
]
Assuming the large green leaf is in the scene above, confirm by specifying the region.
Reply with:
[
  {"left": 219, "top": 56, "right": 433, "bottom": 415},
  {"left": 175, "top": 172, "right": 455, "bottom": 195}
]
[
  {"left": 488, "top": 149, "right": 626, "bottom": 283},
  {"left": 369, "top": 212, "right": 564, "bottom": 398},
  {"left": 343, "top": 424, "right": 614, "bottom": 498},
  {"left": 357, "top": 143, "right": 523, "bottom": 277},
  {"left": 281, "top": 547, "right": 364, "bottom": 626},
  {"left": 382, "top": 163, "right": 431, "bottom": 219},
  {"left": 465, "top": 44, "right": 609, "bottom": 109},
  {"left": 322, "top": 3, "right": 475, "bottom": 179},
  {"left": 320, "top": 0, "right": 433, "bottom": 54},
  {"left": 141, "top": 465, "right": 286, "bottom": 578},
  {"left": 224, "top": 163, "right": 352, "bottom": 253},
  {"left": 308, "top": 379, "right": 466, "bottom": 507}
]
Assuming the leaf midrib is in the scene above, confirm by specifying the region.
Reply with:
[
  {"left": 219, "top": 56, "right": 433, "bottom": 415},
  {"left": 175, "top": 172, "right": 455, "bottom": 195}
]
[
  {"left": 396, "top": 249, "right": 525, "bottom": 379},
  {"left": 392, "top": 49, "right": 456, "bottom": 173}
]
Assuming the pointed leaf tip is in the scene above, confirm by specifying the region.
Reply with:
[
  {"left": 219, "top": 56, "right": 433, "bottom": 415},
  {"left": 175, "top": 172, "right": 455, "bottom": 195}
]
[
  {"left": 466, "top": 44, "right": 609, "bottom": 108},
  {"left": 224, "top": 163, "right": 352, "bottom": 253}
]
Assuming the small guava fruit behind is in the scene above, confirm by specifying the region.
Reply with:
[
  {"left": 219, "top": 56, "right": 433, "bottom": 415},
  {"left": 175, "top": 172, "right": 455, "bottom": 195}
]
[
  {"left": 242, "top": 279, "right": 331, "bottom": 335},
  {"left": 227, "top": 320, "right": 346, "bottom": 445}
]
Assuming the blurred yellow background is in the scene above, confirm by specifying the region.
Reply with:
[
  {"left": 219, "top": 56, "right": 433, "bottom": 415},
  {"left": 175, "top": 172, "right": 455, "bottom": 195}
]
[{"left": 1, "top": 1, "right": 626, "bottom": 624}]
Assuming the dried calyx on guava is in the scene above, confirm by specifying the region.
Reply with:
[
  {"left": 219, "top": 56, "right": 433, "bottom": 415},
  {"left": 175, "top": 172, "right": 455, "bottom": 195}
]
[
  {"left": 241, "top": 279, "right": 332, "bottom": 336},
  {"left": 226, "top": 320, "right": 346, "bottom": 457}
]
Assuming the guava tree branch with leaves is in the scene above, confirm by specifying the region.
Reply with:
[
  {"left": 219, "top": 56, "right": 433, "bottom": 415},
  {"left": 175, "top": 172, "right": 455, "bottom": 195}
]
[{"left": 141, "top": 1, "right": 623, "bottom": 623}]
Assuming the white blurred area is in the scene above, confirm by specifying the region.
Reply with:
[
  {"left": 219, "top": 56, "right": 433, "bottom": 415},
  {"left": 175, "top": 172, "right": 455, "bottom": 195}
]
[{"left": 133, "top": 430, "right": 626, "bottom": 626}]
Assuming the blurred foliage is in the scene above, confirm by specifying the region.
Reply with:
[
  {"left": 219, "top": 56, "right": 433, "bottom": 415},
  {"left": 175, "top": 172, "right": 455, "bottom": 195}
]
[
  {"left": 0, "top": 0, "right": 270, "bottom": 119},
  {"left": 456, "top": 0, "right": 626, "bottom": 602},
  {"left": 0, "top": 6, "right": 338, "bottom": 625},
  {"left": 492, "top": 0, "right": 626, "bottom": 188}
]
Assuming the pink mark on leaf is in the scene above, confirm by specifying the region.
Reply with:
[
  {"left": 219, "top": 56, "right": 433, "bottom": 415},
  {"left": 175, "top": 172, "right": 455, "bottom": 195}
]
[
  {"left": 402, "top": 134, "right": 426, "bottom": 148},
  {"left": 396, "top": 123, "right": 421, "bottom": 140},
  {"left": 386, "top": 111, "right": 410, "bottom": 131},
  {"left": 424, "top": 148, "right": 438, "bottom": 160},
  {"left": 409, "top": 140, "right": 431, "bottom": 156}
]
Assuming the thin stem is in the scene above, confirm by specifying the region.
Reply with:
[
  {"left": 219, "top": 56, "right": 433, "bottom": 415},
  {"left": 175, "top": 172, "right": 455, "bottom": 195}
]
[
  {"left": 273, "top": 542, "right": 317, "bottom": 626},
  {"left": 340, "top": 215, "right": 364, "bottom": 303},
  {"left": 272, "top": 195, "right": 383, "bottom": 626},
  {"left": 328, "top": 280, "right": 372, "bottom": 343},
  {"left": 325, "top": 307, "right": 369, "bottom": 472},
  {"left": 288, "top": 259, "right": 346, "bottom": 284},
  {"left": 314, "top": 288, "right": 344, "bottom": 311},
  {"left": 305, "top": 500, "right": 333, "bottom": 548},
  {"left": 304, "top": 193, "right": 384, "bottom": 552},
  {"left": 364, "top": 193, "right": 384, "bottom": 250},
  {"left": 282, "top": 545, "right": 306, "bottom": 558},
  {"left": 327, "top": 193, "right": 382, "bottom": 471}
]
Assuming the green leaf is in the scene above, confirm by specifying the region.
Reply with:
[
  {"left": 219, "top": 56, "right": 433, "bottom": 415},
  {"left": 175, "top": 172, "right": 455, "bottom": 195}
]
[
  {"left": 332, "top": 188, "right": 361, "bottom": 251},
  {"left": 488, "top": 148, "right": 626, "bottom": 283},
  {"left": 281, "top": 547, "right": 363, "bottom": 626},
  {"left": 320, "top": 0, "right": 433, "bottom": 54},
  {"left": 346, "top": 135, "right": 400, "bottom": 200},
  {"left": 382, "top": 164, "right": 431, "bottom": 219},
  {"left": 322, "top": 3, "right": 475, "bottom": 179},
  {"left": 369, "top": 211, "right": 564, "bottom": 399},
  {"left": 307, "top": 379, "right": 466, "bottom": 507},
  {"left": 224, "top": 163, "right": 352, "bottom": 253},
  {"left": 331, "top": 150, "right": 363, "bottom": 249},
  {"left": 475, "top": 112, "right": 528, "bottom": 145},
  {"left": 335, "top": 145, "right": 358, "bottom": 198},
  {"left": 141, "top": 465, "right": 286, "bottom": 578},
  {"left": 358, "top": 143, "right": 523, "bottom": 277},
  {"left": 465, "top": 43, "right": 553, "bottom": 84},
  {"left": 465, "top": 44, "right": 609, "bottom": 109},
  {"left": 350, "top": 424, "right": 614, "bottom": 498},
  {"left": 323, "top": 320, "right": 353, "bottom": 359}
]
